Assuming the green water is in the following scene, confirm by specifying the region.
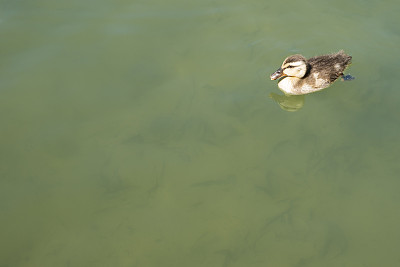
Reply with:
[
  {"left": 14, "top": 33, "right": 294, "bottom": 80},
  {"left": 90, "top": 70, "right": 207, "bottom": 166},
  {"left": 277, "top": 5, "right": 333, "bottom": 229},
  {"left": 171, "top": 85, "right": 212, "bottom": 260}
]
[{"left": 1, "top": 0, "right": 400, "bottom": 266}]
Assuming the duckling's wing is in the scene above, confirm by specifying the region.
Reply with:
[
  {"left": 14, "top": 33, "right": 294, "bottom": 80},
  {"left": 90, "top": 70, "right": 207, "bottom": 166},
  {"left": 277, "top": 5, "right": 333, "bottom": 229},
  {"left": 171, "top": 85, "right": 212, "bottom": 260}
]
[{"left": 308, "top": 52, "right": 352, "bottom": 83}]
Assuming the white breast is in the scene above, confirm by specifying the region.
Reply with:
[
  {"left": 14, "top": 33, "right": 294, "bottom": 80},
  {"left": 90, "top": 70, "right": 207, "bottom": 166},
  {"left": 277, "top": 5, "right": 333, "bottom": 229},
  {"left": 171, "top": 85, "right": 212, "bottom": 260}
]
[
  {"left": 277, "top": 75, "right": 329, "bottom": 95},
  {"left": 277, "top": 77, "right": 295, "bottom": 94},
  {"left": 278, "top": 77, "right": 314, "bottom": 95}
]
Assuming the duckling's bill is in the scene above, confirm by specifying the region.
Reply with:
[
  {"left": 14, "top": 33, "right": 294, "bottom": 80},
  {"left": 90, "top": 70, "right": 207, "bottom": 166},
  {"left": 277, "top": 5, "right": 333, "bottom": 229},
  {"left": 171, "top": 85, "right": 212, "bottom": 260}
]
[{"left": 270, "top": 67, "right": 286, "bottom": 80}]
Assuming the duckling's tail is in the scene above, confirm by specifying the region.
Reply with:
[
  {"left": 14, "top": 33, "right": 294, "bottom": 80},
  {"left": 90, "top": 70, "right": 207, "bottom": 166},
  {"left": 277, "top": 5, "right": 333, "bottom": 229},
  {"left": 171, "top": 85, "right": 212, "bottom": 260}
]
[{"left": 338, "top": 50, "right": 352, "bottom": 65}]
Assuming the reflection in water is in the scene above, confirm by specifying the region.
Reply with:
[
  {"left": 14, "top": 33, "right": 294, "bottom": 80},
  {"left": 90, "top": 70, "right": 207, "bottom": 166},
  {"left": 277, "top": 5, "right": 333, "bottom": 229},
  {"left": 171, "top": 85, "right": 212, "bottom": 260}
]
[{"left": 269, "top": 93, "right": 305, "bottom": 112}]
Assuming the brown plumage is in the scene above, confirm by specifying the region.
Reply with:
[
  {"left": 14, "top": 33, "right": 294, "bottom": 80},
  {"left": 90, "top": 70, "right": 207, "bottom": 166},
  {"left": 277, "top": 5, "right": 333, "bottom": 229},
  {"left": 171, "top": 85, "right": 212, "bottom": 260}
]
[
  {"left": 308, "top": 50, "right": 352, "bottom": 82},
  {"left": 270, "top": 50, "right": 353, "bottom": 95}
]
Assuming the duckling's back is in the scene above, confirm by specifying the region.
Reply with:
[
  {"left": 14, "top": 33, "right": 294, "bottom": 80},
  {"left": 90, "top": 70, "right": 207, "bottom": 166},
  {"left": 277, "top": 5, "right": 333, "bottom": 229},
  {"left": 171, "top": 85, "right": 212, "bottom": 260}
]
[{"left": 308, "top": 50, "right": 352, "bottom": 83}]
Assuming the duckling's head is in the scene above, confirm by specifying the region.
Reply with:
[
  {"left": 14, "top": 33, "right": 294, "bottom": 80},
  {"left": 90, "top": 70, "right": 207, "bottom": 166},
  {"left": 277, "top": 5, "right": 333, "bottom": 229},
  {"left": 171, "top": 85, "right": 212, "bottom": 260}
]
[{"left": 270, "top": 54, "right": 308, "bottom": 80}]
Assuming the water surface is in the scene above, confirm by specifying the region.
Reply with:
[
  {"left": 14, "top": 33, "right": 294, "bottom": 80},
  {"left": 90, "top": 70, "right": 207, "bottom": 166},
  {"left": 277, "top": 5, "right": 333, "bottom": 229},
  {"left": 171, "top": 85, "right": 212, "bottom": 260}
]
[{"left": 1, "top": 0, "right": 400, "bottom": 266}]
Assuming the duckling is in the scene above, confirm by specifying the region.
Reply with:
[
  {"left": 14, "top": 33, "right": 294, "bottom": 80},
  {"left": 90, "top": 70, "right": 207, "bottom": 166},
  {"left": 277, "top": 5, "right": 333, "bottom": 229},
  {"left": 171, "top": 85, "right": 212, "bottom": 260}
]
[{"left": 270, "top": 50, "right": 353, "bottom": 95}]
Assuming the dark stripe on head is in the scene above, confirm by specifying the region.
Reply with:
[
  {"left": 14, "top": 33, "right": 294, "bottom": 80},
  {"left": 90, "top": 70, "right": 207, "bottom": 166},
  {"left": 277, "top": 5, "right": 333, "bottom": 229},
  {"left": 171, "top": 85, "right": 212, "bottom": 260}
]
[{"left": 283, "top": 54, "right": 306, "bottom": 65}]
